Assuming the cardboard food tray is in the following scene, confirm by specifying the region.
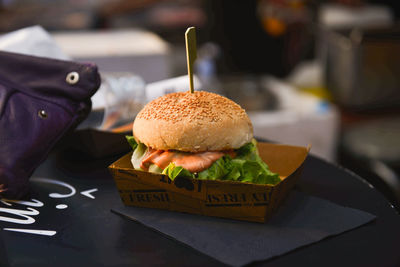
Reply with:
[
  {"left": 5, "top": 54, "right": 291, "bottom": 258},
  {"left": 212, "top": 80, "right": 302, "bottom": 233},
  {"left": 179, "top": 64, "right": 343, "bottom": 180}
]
[{"left": 109, "top": 142, "right": 309, "bottom": 223}]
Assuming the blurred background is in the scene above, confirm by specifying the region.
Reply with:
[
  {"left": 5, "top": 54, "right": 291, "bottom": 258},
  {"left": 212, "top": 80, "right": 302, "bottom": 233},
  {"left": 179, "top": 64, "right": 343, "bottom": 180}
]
[{"left": 0, "top": 0, "right": 399, "bottom": 208}]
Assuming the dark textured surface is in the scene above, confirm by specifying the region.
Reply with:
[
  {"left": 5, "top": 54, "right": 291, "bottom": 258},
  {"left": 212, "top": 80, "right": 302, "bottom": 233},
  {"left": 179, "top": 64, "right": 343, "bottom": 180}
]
[
  {"left": 113, "top": 191, "right": 375, "bottom": 266},
  {"left": 0, "top": 230, "right": 8, "bottom": 266},
  {"left": 0, "top": 153, "right": 399, "bottom": 267}
]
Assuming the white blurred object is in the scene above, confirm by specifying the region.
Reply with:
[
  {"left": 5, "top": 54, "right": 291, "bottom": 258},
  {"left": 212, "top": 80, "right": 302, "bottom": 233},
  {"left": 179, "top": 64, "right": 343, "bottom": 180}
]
[
  {"left": 92, "top": 72, "right": 146, "bottom": 111},
  {"left": 92, "top": 74, "right": 202, "bottom": 110},
  {"left": 98, "top": 73, "right": 146, "bottom": 130},
  {"left": 287, "top": 60, "right": 323, "bottom": 89},
  {"left": 53, "top": 29, "right": 170, "bottom": 83},
  {"left": 0, "top": 25, "right": 70, "bottom": 60},
  {"left": 91, "top": 74, "right": 202, "bottom": 130},
  {"left": 319, "top": 4, "right": 393, "bottom": 29},
  {"left": 249, "top": 77, "right": 339, "bottom": 162},
  {"left": 53, "top": 30, "right": 168, "bottom": 57}
]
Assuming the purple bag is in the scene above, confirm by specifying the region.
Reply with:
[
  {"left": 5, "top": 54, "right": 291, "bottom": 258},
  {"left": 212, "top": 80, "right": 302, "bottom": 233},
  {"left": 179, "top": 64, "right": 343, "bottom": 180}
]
[{"left": 0, "top": 51, "right": 101, "bottom": 199}]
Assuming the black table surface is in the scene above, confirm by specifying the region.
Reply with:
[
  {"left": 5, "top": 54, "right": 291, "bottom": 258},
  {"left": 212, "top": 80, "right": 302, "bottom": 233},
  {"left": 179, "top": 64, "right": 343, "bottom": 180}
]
[{"left": 1, "top": 150, "right": 400, "bottom": 267}]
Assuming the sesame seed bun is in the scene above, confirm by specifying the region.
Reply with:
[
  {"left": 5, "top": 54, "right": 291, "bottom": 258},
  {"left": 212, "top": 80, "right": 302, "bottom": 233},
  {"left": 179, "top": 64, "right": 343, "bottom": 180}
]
[{"left": 133, "top": 91, "right": 253, "bottom": 152}]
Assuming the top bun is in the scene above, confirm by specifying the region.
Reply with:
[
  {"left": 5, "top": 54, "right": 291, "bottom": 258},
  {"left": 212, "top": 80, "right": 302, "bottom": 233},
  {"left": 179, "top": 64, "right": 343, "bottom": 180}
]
[{"left": 133, "top": 91, "right": 253, "bottom": 152}]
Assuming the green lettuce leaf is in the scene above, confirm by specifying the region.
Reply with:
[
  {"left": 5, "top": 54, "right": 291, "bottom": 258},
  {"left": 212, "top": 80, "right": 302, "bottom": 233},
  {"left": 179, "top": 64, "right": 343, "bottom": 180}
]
[
  {"left": 162, "top": 162, "right": 194, "bottom": 181},
  {"left": 200, "top": 140, "right": 281, "bottom": 185},
  {"left": 241, "top": 160, "right": 280, "bottom": 185},
  {"left": 125, "top": 135, "right": 138, "bottom": 150},
  {"left": 236, "top": 138, "right": 259, "bottom": 161},
  {"left": 224, "top": 163, "right": 241, "bottom": 181},
  {"left": 131, "top": 142, "right": 148, "bottom": 170},
  {"left": 198, "top": 156, "right": 231, "bottom": 180}
]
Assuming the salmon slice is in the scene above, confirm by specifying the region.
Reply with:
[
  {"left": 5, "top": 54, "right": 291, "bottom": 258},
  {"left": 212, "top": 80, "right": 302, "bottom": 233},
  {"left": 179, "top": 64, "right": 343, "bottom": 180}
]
[
  {"left": 141, "top": 149, "right": 236, "bottom": 173},
  {"left": 151, "top": 151, "right": 176, "bottom": 169},
  {"left": 140, "top": 148, "right": 162, "bottom": 170},
  {"left": 172, "top": 152, "right": 225, "bottom": 173}
]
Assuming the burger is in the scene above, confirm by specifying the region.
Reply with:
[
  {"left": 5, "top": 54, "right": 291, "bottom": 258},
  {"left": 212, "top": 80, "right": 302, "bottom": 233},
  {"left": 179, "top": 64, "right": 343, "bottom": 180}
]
[{"left": 126, "top": 91, "right": 280, "bottom": 185}]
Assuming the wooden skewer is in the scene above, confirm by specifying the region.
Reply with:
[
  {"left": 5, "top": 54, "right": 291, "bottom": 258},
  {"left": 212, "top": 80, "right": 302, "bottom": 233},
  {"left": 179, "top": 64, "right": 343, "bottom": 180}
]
[{"left": 185, "top": 27, "right": 197, "bottom": 93}]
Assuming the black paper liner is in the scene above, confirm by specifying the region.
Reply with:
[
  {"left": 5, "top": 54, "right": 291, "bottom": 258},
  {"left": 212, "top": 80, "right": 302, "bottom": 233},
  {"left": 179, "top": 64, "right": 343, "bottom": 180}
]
[{"left": 112, "top": 191, "right": 376, "bottom": 266}]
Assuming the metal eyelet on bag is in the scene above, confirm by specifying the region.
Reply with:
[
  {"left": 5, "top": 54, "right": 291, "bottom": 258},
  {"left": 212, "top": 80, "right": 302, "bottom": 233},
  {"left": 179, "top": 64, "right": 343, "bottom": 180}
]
[
  {"left": 66, "top": 72, "right": 79, "bottom": 85},
  {"left": 38, "top": 110, "right": 48, "bottom": 119}
]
